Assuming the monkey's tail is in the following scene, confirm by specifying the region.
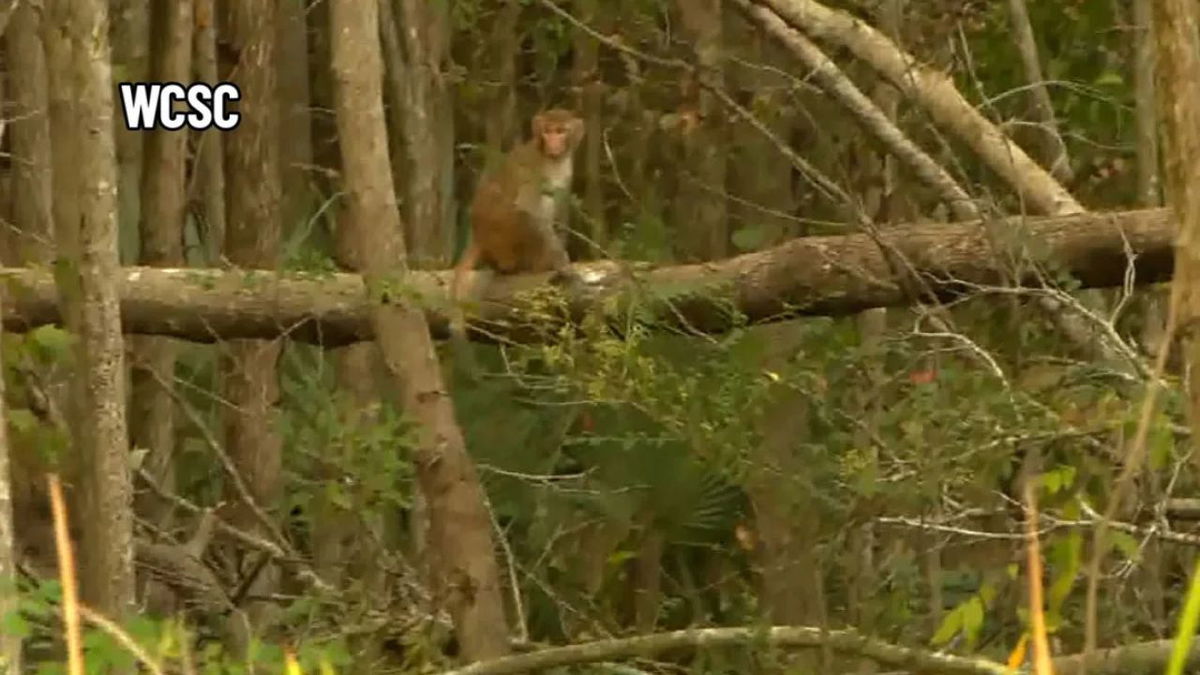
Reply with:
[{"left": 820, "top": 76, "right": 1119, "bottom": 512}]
[{"left": 448, "top": 308, "right": 482, "bottom": 383}]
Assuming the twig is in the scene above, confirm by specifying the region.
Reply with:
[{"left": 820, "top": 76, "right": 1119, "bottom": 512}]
[
  {"left": 77, "top": 604, "right": 166, "bottom": 675},
  {"left": 135, "top": 467, "right": 335, "bottom": 594},
  {"left": 48, "top": 474, "right": 83, "bottom": 675},
  {"left": 147, "top": 368, "right": 290, "bottom": 551}
]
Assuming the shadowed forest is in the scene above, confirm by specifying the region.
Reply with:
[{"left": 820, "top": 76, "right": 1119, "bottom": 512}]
[{"left": 2, "top": 0, "right": 1200, "bottom": 673}]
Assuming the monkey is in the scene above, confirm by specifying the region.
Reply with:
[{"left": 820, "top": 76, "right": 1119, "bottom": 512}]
[{"left": 449, "top": 108, "right": 586, "bottom": 352}]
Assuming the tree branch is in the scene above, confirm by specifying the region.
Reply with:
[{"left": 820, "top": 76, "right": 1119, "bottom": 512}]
[
  {"left": 0, "top": 208, "right": 1176, "bottom": 346},
  {"left": 441, "top": 625, "right": 1013, "bottom": 675},
  {"left": 440, "top": 624, "right": 1200, "bottom": 675}
]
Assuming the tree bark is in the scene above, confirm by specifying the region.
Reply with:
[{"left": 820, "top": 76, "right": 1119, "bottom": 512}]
[
  {"left": 0, "top": 0, "right": 17, "bottom": 37},
  {"left": 4, "top": 1, "right": 54, "bottom": 266},
  {"left": 394, "top": 0, "right": 455, "bottom": 267},
  {"left": 46, "top": 0, "right": 136, "bottom": 620},
  {"left": 110, "top": 0, "right": 149, "bottom": 262},
  {"left": 192, "top": 0, "right": 225, "bottom": 264},
  {"left": 484, "top": 0, "right": 522, "bottom": 153},
  {"left": 746, "top": 323, "right": 829, "bottom": 672},
  {"left": 0, "top": 207, "right": 1177, "bottom": 345},
  {"left": 0, "top": 287, "right": 20, "bottom": 675},
  {"left": 1130, "top": 0, "right": 1167, "bottom": 634},
  {"left": 217, "top": 0, "right": 284, "bottom": 639},
  {"left": 1153, "top": 0, "right": 1200, "bottom": 463},
  {"left": 277, "top": 0, "right": 314, "bottom": 241},
  {"left": 329, "top": 0, "right": 512, "bottom": 661},
  {"left": 571, "top": 0, "right": 607, "bottom": 259},
  {"left": 130, "top": 0, "right": 192, "bottom": 533},
  {"left": 1005, "top": 0, "right": 1072, "bottom": 184},
  {"left": 674, "top": 0, "right": 729, "bottom": 261}
]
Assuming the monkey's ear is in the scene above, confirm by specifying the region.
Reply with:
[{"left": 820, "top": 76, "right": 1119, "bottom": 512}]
[
  {"left": 531, "top": 113, "right": 546, "bottom": 138},
  {"left": 569, "top": 117, "right": 585, "bottom": 140}
]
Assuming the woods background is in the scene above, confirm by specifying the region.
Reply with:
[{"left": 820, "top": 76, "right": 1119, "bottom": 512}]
[{"left": 0, "top": 0, "right": 1195, "bottom": 673}]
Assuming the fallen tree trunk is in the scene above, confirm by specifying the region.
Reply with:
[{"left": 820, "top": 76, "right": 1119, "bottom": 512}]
[{"left": 0, "top": 208, "right": 1176, "bottom": 346}]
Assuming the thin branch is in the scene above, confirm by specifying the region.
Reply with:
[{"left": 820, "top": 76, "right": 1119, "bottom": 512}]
[{"left": 440, "top": 625, "right": 1013, "bottom": 675}]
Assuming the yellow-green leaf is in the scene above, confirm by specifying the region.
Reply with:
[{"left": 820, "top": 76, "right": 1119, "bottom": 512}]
[{"left": 931, "top": 605, "right": 963, "bottom": 646}]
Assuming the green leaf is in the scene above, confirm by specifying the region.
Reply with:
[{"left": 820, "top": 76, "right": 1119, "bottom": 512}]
[
  {"left": 28, "top": 324, "right": 73, "bottom": 361},
  {"left": 930, "top": 605, "right": 963, "bottom": 646},
  {"left": 1167, "top": 558, "right": 1200, "bottom": 675},
  {"left": 1094, "top": 70, "right": 1123, "bottom": 87},
  {"left": 978, "top": 580, "right": 998, "bottom": 606},
  {"left": 1042, "top": 470, "right": 1061, "bottom": 495},
  {"left": 1048, "top": 531, "right": 1082, "bottom": 612},
  {"left": 7, "top": 408, "right": 36, "bottom": 434},
  {"left": 963, "top": 596, "right": 985, "bottom": 648},
  {"left": 1149, "top": 420, "right": 1174, "bottom": 470},
  {"left": 2, "top": 609, "right": 31, "bottom": 639},
  {"left": 1109, "top": 530, "right": 1140, "bottom": 560},
  {"left": 731, "top": 224, "right": 769, "bottom": 252}
]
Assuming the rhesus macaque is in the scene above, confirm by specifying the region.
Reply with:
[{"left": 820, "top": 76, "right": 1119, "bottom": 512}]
[{"left": 449, "top": 108, "right": 585, "bottom": 343}]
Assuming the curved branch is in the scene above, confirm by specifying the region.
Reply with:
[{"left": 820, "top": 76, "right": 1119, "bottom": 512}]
[{"left": 757, "top": 0, "right": 1082, "bottom": 216}]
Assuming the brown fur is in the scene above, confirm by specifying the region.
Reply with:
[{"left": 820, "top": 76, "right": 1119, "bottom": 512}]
[{"left": 450, "top": 109, "right": 584, "bottom": 322}]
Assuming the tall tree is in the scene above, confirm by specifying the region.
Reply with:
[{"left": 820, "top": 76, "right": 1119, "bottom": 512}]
[
  {"left": 571, "top": 0, "right": 608, "bottom": 259},
  {"left": 193, "top": 0, "right": 226, "bottom": 263},
  {"left": 674, "top": 0, "right": 729, "bottom": 261},
  {"left": 5, "top": 1, "right": 54, "bottom": 265},
  {"left": 1154, "top": 0, "right": 1200, "bottom": 469},
  {"left": 217, "top": 0, "right": 284, "bottom": 634},
  {"left": 329, "top": 0, "right": 512, "bottom": 660},
  {"left": 278, "top": 0, "right": 314, "bottom": 237},
  {"left": 0, "top": 288, "right": 20, "bottom": 675},
  {"left": 44, "top": 0, "right": 135, "bottom": 618},
  {"left": 130, "top": 0, "right": 192, "bottom": 533},
  {"left": 110, "top": 0, "right": 148, "bottom": 261},
  {"left": 394, "top": 0, "right": 456, "bottom": 267}
]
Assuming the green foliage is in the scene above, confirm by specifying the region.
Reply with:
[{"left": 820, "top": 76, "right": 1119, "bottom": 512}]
[{"left": 1168, "top": 558, "right": 1200, "bottom": 675}]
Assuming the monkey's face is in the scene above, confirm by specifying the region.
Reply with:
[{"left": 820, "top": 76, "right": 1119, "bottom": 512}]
[
  {"left": 540, "top": 124, "right": 572, "bottom": 159},
  {"left": 533, "top": 110, "right": 584, "bottom": 160}
]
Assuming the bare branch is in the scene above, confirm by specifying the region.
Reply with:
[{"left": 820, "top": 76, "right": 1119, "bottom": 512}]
[{"left": 0, "top": 208, "right": 1178, "bottom": 345}]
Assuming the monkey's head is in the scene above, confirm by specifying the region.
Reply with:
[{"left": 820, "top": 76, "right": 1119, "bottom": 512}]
[{"left": 532, "top": 109, "right": 584, "bottom": 160}]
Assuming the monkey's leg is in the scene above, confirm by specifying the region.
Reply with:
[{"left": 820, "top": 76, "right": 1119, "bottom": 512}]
[
  {"left": 449, "top": 242, "right": 486, "bottom": 381},
  {"left": 527, "top": 211, "right": 582, "bottom": 288}
]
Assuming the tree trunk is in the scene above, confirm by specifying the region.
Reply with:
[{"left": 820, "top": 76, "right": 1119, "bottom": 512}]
[
  {"left": 395, "top": 0, "right": 455, "bottom": 267},
  {"left": 130, "top": 0, "right": 192, "bottom": 531},
  {"left": 277, "top": 0, "right": 314, "bottom": 240},
  {"left": 571, "top": 0, "right": 607, "bottom": 259},
  {"left": 0, "top": 288, "right": 20, "bottom": 675},
  {"left": 4, "top": 1, "right": 54, "bottom": 265},
  {"left": 110, "top": 0, "right": 148, "bottom": 263},
  {"left": 1131, "top": 0, "right": 1167, "bottom": 634},
  {"left": 192, "top": 0, "right": 226, "bottom": 265},
  {"left": 746, "top": 322, "right": 829, "bottom": 672},
  {"left": 45, "top": 0, "right": 135, "bottom": 620},
  {"left": 632, "top": 525, "right": 664, "bottom": 633},
  {"left": 484, "top": 0, "right": 522, "bottom": 153},
  {"left": 217, "top": 0, "right": 284, "bottom": 638},
  {"left": 329, "top": 0, "right": 512, "bottom": 660},
  {"left": 1005, "top": 0, "right": 1072, "bottom": 183},
  {"left": 674, "top": 0, "right": 729, "bottom": 262},
  {"left": 1154, "top": 0, "right": 1200, "bottom": 467}
]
